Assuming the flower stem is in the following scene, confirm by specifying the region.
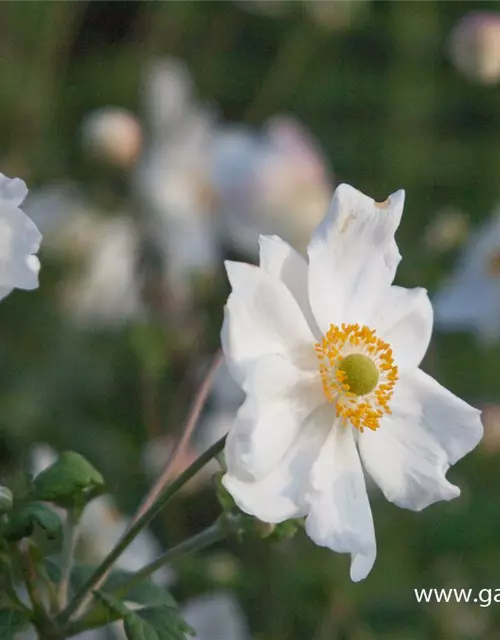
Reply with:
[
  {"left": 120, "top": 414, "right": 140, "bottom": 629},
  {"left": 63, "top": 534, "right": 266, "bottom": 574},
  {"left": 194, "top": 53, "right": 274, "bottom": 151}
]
[
  {"left": 56, "top": 435, "right": 227, "bottom": 626},
  {"left": 57, "top": 508, "right": 81, "bottom": 610},
  {"left": 114, "top": 520, "right": 224, "bottom": 597}
]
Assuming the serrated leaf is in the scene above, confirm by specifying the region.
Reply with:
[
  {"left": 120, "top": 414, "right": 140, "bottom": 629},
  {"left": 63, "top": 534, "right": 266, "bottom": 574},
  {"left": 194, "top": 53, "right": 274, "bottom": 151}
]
[
  {"left": 93, "top": 590, "right": 129, "bottom": 618},
  {"left": 33, "top": 451, "right": 105, "bottom": 509},
  {"left": 137, "top": 606, "right": 194, "bottom": 640},
  {"left": 124, "top": 612, "right": 160, "bottom": 640},
  {"left": 1, "top": 503, "right": 62, "bottom": 541},
  {"left": 0, "top": 608, "right": 31, "bottom": 639}
]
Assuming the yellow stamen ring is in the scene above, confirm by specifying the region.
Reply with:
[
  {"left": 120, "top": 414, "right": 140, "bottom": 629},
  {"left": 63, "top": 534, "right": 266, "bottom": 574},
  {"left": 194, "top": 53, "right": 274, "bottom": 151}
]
[{"left": 315, "top": 323, "right": 398, "bottom": 432}]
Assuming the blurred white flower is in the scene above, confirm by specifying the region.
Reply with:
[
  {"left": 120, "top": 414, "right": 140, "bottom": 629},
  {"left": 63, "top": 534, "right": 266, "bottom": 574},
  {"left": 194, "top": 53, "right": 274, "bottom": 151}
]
[
  {"left": 60, "top": 215, "right": 143, "bottom": 327},
  {"left": 480, "top": 404, "right": 500, "bottom": 454},
  {"left": 0, "top": 172, "right": 41, "bottom": 301},
  {"left": 449, "top": 12, "right": 500, "bottom": 85},
  {"left": 222, "top": 184, "right": 482, "bottom": 581},
  {"left": 212, "top": 116, "right": 333, "bottom": 257},
  {"left": 424, "top": 207, "right": 469, "bottom": 254},
  {"left": 135, "top": 58, "right": 219, "bottom": 307},
  {"left": 82, "top": 107, "right": 143, "bottom": 168},
  {"left": 182, "top": 592, "right": 249, "bottom": 640},
  {"left": 433, "top": 210, "right": 500, "bottom": 342},
  {"left": 24, "top": 184, "right": 143, "bottom": 327}
]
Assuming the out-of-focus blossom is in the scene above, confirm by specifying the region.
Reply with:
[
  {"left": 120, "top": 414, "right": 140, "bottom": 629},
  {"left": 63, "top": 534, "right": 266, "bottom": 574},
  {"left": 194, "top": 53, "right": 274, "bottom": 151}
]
[
  {"left": 0, "top": 172, "right": 41, "bottom": 301},
  {"left": 24, "top": 184, "right": 143, "bottom": 327},
  {"left": 60, "top": 215, "right": 143, "bottom": 327},
  {"left": 424, "top": 207, "right": 469, "bottom": 254},
  {"left": 222, "top": 184, "right": 482, "bottom": 581},
  {"left": 479, "top": 404, "right": 500, "bottom": 453},
  {"left": 212, "top": 116, "right": 333, "bottom": 257},
  {"left": 82, "top": 107, "right": 143, "bottom": 169},
  {"left": 433, "top": 211, "right": 500, "bottom": 342},
  {"left": 237, "top": 0, "right": 366, "bottom": 30},
  {"left": 135, "top": 58, "right": 219, "bottom": 307},
  {"left": 449, "top": 12, "right": 500, "bottom": 85},
  {"left": 182, "top": 592, "right": 250, "bottom": 640}
]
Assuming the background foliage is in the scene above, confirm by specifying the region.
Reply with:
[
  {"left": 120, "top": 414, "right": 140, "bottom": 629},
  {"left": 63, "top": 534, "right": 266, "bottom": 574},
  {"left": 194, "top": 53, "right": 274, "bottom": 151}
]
[{"left": 1, "top": 1, "right": 500, "bottom": 638}]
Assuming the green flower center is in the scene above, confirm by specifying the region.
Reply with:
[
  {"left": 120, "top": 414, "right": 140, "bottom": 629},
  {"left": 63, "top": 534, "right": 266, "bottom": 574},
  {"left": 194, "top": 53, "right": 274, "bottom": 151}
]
[{"left": 338, "top": 353, "right": 379, "bottom": 397}]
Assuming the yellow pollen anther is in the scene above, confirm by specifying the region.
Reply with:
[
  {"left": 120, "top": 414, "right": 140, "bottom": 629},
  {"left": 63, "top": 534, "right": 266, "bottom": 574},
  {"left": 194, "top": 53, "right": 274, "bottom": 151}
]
[{"left": 314, "top": 323, "right": 398, "bottom": 432}]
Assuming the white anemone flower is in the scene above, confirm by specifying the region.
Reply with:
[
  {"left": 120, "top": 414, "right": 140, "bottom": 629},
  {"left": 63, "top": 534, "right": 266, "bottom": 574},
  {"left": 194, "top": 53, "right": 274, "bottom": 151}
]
[
  {"left": 0, "top": 173, "right": 41, "bottom": 300},
  {"left": 433, "top": 211, "right": 500, "bottom": 342},
  {"left": 221, "top": 184, "right": 483, "bottom": 581}
]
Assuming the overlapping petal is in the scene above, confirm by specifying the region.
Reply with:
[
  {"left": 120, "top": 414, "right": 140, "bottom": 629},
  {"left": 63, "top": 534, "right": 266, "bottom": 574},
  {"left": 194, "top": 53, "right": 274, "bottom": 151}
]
[
  {"left": 358, "top": 368, "right": 481, "bottom": 511},
  {"left": 224, "top": 353, "right": 325, "bottom": 480},
  {"left": 221, "top": 261, "right": 317, "bottom": 386},
  {"left": 305, "top": 425, "right": 376, "bottom": 582},
  {"left": 258, "top": 234, "right": 319, "bottom": 338},
  {"left": 307, "top": 184, "right": 405, "bottom": 331},
  {"left": 223, "top": 404, "right": 331, "bottom": 523},
  {"left": 392, "top": 369, "right": 483, "bottom": 465},
  {"left": 370, "top": 286, "right": 433, "bottom": 372}
]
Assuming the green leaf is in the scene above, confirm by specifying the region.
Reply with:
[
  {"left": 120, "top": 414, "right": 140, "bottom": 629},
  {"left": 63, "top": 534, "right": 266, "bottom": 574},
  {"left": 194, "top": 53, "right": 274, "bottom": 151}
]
[
  {"left": 94, "top": 590, "right": 129, "bottom": 618},
  {"left": 1, "top": 503, "right": 62, "bottom": 541},
  {"left": 0, "top": 608, "right": 31, "bottom": 639},
  {"left": 0, "top": 487, "right": 13, "bottom": 514},
  {"left": 137, "top": 606, "right": 194, "bottom": 640},
  {"left": 33, "top": 451, "right": 105, "bottom": 509},
  {"left": 124, "top": 612, "right": 160, "bottom": 640},
  {"left": 95, "top": 592, "right": 193, "bottom": 640}
]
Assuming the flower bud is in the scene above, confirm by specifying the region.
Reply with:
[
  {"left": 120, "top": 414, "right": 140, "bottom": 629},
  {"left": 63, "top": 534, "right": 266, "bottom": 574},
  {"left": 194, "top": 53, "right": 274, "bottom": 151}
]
[{"left": 82, "top": 107, "right": 143, "bottom": 168}]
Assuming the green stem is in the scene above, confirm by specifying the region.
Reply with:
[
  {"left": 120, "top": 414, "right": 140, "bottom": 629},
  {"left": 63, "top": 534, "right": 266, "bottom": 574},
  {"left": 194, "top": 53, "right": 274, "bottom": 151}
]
[
  {"left": 58, "top": 508, "right": 81, "bottom": 610},
  {"left": 57, "top": 435, "right": 227, "bottom": 626},
  {"left": 66, "top": 520, "right": 229, "bottom": 638},
  {"left": 115, "top": 520, "right": 224, "bottom": 597}
]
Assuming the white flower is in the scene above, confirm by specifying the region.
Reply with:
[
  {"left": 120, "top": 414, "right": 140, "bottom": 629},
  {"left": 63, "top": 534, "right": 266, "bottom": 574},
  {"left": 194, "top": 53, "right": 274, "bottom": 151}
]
[
  {"left": 221, "top": 184, "right": 483, "bottom": 581},
  {"left": 24, "top": 184, "right": 142, "bottom": 327},
  {"left": 212, "top": 116, "right": 332, "bottom": 257},
  {"left": 449, "top": 12, "right": 500, "bottom": 85},
  {"left": 433, "top": 210, "right": 500, "bottom": 342},
  {"left": 134, "top": 58, "right": 219, "bottom": 305},
  {"left": 0, "top": 173, "right": 41, "bottom": 301}
]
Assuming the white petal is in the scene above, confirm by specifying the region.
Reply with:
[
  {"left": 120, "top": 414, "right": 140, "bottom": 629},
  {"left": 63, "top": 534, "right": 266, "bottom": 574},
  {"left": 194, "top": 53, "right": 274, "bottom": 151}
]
[
  {"left": 223, "top": 404, "right": 331, "bottom": 523},
  {"left": 0, "top": 203, "right": 41, "bottom": 290},
  {"left": 225, "top": 353, "right": 325, "bottom": 480},
  {"left": 357, "top": 369, "right": 481, "bottom": 512},
  {"left": 305, "top": 425, "right": 377, "bottom": 582},
  {"left": 221, "top": 261, "right": 316, "bottom": 386},
  {"left": 259, "top": 234, "right": 320, "bottom": 338},
  {"left": 0, "top": 173, "right": 28, "bottom": 207},
  {"left": 371, "top": 286, "right": 433, "bottom": 372},
  {"left": 307, "top": 184, "right": 404, "bottom": 332},
  {"left": 394, "top": 369, "right": 483, "bottom": 465}
]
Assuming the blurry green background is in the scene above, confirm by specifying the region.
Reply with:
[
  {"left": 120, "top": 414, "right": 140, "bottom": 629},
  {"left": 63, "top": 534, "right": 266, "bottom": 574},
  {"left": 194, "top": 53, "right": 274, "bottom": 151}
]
[{"left": 1, "top": 1, "right": 500, "bottom": 638}]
